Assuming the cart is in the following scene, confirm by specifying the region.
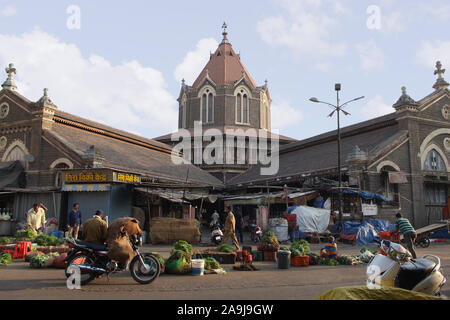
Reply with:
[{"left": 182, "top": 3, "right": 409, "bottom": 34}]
[{"left": 401, "top": 220, "right": 449, "bottom": 248}]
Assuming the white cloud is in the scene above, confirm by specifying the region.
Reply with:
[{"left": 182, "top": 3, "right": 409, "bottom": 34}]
[
  {"left": 356, "top": 40, "right": 385, "bottom": 71},
  {"left": 256, "top": 0, "right": 347, "bottom": 60},
  {"left": 1, "top": 5, "right": 16, "bottom": 17},
  {"left": 416, "top": 40, "right": 450, "bottom": 68},
  {"left": 0, "top": 28, "right": 178, "bottom": 137},
  {"left": 361, "top": 95, "right": 393, "bottom": 119},
  {"left": 271, "top": 99, "right": 303, "bottom": 130},
  {"left": 174, "top": 38, "right": 218, "bottom": 85}
]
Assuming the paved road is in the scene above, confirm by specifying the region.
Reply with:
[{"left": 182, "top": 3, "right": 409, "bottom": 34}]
[{"left": 1, "top": 242, "right": 449, "bottom": 300}]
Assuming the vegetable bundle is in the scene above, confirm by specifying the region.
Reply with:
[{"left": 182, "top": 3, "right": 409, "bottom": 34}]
[
  {"left": 203, "top": 257, "right": 220, "bottom": 270},
  {"left": 33, "top": 234, "right": 65, "bottom": 246},
  {"left": 216, "top": 244, "right": 234, "bottom": 253},
  {"left": 16, "top": 228, "right": 37, "bottom": 239},
  {"left": 319, "top": 258, "right": 340, "bottom": 266},
  {"left": 29, "top": 254, "right": 50, "bottom": 268},
  {"left": 289, "top": 240, "right": 311, "bottom": 257},
  {"left": 0, "top": 252, "right": 12, "bottom": 266},
  {"left": 173, "top": 240, "right": 193, "bottom": 256},
  {"left": 0, "top": 237, "right": 14, "bottom": 245}
]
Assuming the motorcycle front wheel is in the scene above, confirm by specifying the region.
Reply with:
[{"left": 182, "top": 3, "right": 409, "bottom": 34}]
[
  {"left": 130, "top": 253, "right": 160, "bottom": 284},
  {"left": 417, "top": 238, "right": 431, "bottom": 248},
  {"left": 65, "top": 253, "right": 96, "bottom": 285}
]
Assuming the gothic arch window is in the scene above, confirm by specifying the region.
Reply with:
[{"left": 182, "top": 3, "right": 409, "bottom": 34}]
[
  {"left": 199, "top": 86, "right": 214, "bottom": 124},
  {"left": 379, "top": 165, "right": 399, "bottom": 203},
  {"left": 1, "top": 140, "right": 29, "bottom": 163},
  {"left": 235, "top": 87, "right": 250, "bottom": 124},
  {"left": 424, "top": 149, "right": 447, "bottom": 172},
  {"left": 50, "top": 158, "right": 74, "bottom": 169}
]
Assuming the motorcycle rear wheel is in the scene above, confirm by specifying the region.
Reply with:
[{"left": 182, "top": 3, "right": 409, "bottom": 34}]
[
  {"left": 65, "top": 253, "right": 96, "bottom": 285},
  {"left": 417, "top": 238, "right": 430, "bottom": 248},
  {"left": 130, "top": 253, "right": 160, "bottom": 284}
]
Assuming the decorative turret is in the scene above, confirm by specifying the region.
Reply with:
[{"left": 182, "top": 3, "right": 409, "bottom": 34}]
[
  {"left": 393, "top": 87, "right": 418, "bottom": 112},
  {"left": 433, "top": 61, "right": 449, "bottom": 91},
  {"left": 2, "top": 63, "right": 17, "bottom": 91}
]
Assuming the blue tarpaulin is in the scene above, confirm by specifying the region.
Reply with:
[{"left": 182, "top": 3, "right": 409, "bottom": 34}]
[
  {"left": 339, "top": 219, "right": 396, "bottom": 245},
  {"left": 340, "top": 189, "right": 388, "bottom": 202},
  {"left": 430, "top": 228, "right": 450, "bottom": 239}
]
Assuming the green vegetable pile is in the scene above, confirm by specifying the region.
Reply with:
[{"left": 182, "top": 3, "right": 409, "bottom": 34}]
[
  {"left": 259, "top": 231, "right": 280, "bottom": 251},
  {"left": 319, "top": 258, "right": 340, "bottom": 266},
  {"left": 150, "top": 252, "right": 165, "bottom": 269},
  {"left": 0, "top": 237, "right": 15, "bottom": 245},
  {"left": 289, "top": 240, "right": 311, "bottom": 257},
  {"left": 173, "top": 240, "right": 193, "bottom": 257},
  {"left": 308, "top": 253, "right": 320, "bottom": 265},
  {"left": 0, "top": 252, "right": 12, "bottom": 266},
  {"left": 279, "top": 245, "right": 290, "bottom": 251},
  {"left": 360, "top": 246, "right": 378, "bottom": 255},
  {"left": 16, "top": 228, "right": 38, "bottom": 239},
  {"left": 33, "top": 234, "right": 65, "bottom": 246},
  {"left": 29, "top": 254, "right": 50, "bottom": 268},
  {"left": 216, "top": 244, "right": 234, "bottom": 253},
  {"left": 337, "top": 255, "right": 363, "bottom": 266},
  {"left": 203, "top": 257, "right": 220, "bottom": 270}
]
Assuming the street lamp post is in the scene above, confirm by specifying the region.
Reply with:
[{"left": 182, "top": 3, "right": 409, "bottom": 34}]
[{"left": 309, "top": 84, "right": 364, "bottom": 231}]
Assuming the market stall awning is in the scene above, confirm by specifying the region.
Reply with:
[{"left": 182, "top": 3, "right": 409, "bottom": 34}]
[
  {"left": 61, "top": 184, "right": 111, "bottom": 192},
  {"left": 223, "top": 191, "right": 317, "bottom": 205},
  {"left": 135, "top": 187, "right": 210, "bottom": 204}
]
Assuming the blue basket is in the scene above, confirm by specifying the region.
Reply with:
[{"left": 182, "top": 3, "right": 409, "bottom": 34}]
[{"left": 49, "top": 230, "right": 63, "bottom": 239}]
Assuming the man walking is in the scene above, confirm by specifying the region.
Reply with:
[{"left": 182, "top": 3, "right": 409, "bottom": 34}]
[
  {"left": 395, "top": 212, "right": 417, "bottom": 259},
  {"left": 82, "top": 210, "right": 108, "bottom": 245},
  {"left": 67, "top": 203, "right": 82, "bottom": 239},
  {"left": 234, "top": 209, "right": 244, "bottom": 244},
  {"left": 220, "top": 206, "right": 240, "bottom": 250}
]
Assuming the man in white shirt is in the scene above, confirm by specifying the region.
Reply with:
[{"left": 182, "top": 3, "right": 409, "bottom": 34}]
[{"left": 27, "top": 203, "right": 48, "bottom": 234}]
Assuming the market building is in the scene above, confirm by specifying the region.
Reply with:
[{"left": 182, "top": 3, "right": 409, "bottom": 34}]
[
  {"left": 0, "top": 64, "right": 223, "bottom": 235},
  {"left": 154, "top": 23, "right": 297, "bottom": 183},
  {"left": 227, "top": 61, "right": 450, "bottom": 229}
]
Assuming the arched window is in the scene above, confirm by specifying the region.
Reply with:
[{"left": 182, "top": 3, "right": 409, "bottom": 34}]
[
  {"left": 236, "top": 88, "right": 249, "bottom": 124},
  {"left": 5, "top": 146, "right": 26, "bottom": 162},
  {"left": 199, "top": 87, "right": 214, "bottom": 124},
  {"left": 424, "top": 149, "right": 446, "bottom": 172}
]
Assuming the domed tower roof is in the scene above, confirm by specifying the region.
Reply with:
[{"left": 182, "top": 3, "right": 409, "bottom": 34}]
[{"left": 192, "top": 23, "right": 257, "bottom": 88}]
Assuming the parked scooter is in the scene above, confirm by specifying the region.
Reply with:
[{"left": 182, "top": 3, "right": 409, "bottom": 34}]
[
  {"left": 366, "top": 240, "right": 446, "bottom": 296},
  {"left": 248, "top": 223, "right": 263, "bottom": 243},
  {"left": 210, "top": 222, "right": 223, "bottom": 245}
]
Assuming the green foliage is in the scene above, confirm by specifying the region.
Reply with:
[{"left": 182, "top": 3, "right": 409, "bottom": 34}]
[
  {"left": 260, "top": 231, "right": 279, "bottom": 246},
  {"left": 203, "top": 257, "right": 220, "bottom": 270},
  {"left": 216, "top": 244, "right": 234, "bottom": 253},
  {"left": 29, "top": 254, "right": 49, "bottom": 268},
  {"left": 0, "top": 237, "right": 14, "bottom": 245},
  {"left": 150, "top": 252, "right": 165, "bottom": 268},
  {"left": 0, "top": 252, "right": 12, "bottom": 266},
  {"left": 173, "top": 240, "right": 193, "bottom": 256},
  {"left": 290, "top": 240, "right": 311, "bottom": 257},
  {"left": 319, "top": 258, "right": 340, "bottom": 266},
  {"left": 33, "top": 234, "right": 65, "bottom": 246},
  {"left": 16, "top": 228, "right": 37, "bottom": 239},
  {"left": 279, "top": 245, "right": 290, "bottom": 251}
]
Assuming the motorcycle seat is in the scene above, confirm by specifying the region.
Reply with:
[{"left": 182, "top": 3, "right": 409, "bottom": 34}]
[
  {"left": 74, "top": 240, "right": 107, "bottom": 251},
  {"left": 395, "top": 258, "right": 436, "bottom": 290}
]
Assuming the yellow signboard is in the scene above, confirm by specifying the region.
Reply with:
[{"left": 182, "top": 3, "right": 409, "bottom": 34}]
[
  {"left": 113, "top": 172, "right": 141, "bottom": 184},
  {"left": 65, "top": 172, "right": 108, "bottom": 183}
]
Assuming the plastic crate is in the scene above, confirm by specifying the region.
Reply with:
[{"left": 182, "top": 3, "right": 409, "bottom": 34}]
[
  {"left": 291, "top": 255, "right": 309, "bottom": 267},
  {"left": 263, "top": 250, "right": 276, "bottom": 262}
]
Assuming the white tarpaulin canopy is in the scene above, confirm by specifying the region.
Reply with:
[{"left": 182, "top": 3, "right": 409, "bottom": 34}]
[{"left": 291, "top": 206, "right": 331, "bottom": 233}]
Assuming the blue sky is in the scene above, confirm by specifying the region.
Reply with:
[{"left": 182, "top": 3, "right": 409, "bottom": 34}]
[{"left": 0, "top": 0, "right": 449, "bottom": 140}]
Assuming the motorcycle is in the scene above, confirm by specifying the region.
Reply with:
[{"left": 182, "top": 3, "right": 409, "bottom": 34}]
[
  {"left": 366, "top": 240, "right": 446, "bottom": 296},
  {"left": 210, "top": 222, "right": 223, "bottom": 245},
  {"left": 64, "top": 235, "right": 160, "bottom": 285},
  {"left": 248, "top": 223, "right": 263, "bottom": 243}
]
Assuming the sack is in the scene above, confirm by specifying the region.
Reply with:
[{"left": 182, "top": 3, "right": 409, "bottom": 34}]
[
  {"left": 107, "top": 236, "right": 133, "bottom": 264},
  {"left": 165, "top": 256, "right": 190, "bottom": 274},
  {"left": 52, "top": 253, "right": 68, "bottom": 269}
]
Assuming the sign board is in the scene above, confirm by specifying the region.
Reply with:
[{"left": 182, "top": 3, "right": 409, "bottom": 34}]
[
  {"left": 362, "top": 203, "right": 378, "bottom": 216},
  {"left": 389, "top": 172, "right": 408, "bottom": 184},
  {"left": 112, "top": 172, "right": 141, "bottom": 184},
  {"left": 64, "top": 171, "right": 109, "bottom": 183}
]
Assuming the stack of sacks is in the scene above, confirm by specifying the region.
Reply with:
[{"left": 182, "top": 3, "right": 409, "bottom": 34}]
[
  {"left": 107, "top": 217, "right": 142, "bottom": 264},
  {"left": 150, "top": 217, "right": 200, "bottom": 244}
]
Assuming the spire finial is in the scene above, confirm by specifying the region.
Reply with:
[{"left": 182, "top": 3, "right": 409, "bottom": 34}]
[
  {"left": 2, "top": 63, "right": 17, "bottom": 91},
  {"left": 221, "top": 22, "right": 229, "bottom": 44},
  {"left": 433, "top": 61, "right": 449, "bottom": 90},
  {"left": 44, "top": 88, "right": 49, "bottom": 97}
]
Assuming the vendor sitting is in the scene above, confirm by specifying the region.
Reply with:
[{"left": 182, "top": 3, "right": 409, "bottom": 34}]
[{"left": 320, "top": 236, "right": 338, "bottom": 259}]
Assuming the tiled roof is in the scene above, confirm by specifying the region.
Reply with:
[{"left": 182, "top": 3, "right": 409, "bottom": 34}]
[
  {"left": 46, "top": 122, "right": 224, "bottom": 187},
  {"left": 192, "top": 42, "right": 257, "bottom": 88},
  {"left": 228, "top": 115, "right": 406, "bottom": 186}
]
